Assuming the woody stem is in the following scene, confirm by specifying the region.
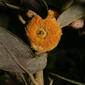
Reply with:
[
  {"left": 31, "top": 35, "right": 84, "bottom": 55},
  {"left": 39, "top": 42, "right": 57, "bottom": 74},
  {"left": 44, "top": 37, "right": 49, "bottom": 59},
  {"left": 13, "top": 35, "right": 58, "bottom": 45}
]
[{"left": 36, "top": 71, "right": 44, "bottom": 85}]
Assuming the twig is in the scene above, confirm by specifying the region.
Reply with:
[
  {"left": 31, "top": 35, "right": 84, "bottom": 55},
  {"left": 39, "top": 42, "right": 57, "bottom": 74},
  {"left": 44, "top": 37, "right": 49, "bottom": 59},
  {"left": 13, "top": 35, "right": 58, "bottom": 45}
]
[
  {"left": 35, "top": 53, "right": 48, "bottom": 85},
  {"left": 18, "top": 15, "right": 26, "bottom": 24},
  {"left": 1, "top": 1, "right": 21, "bottom": 10},
  {"left": 36, "top": 71, "right": 44, "bottom": 85},
  {"left": 48, "top": 77, "right": 53, "bottom": 85},
  {"left": 19, "top": 73, "right": 28, "bottom": 85},
  {"left": 62, "top": 0, "right": 73, "bottom": 11},
  {"left": 49, "top": 72, "right": 85, "bottom": 85}
]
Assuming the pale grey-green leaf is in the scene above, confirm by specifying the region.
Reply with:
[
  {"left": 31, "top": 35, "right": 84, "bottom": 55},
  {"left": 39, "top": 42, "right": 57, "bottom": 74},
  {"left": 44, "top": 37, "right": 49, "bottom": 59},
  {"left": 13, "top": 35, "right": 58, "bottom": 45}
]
[
  {"left": 0, "top": 27, "right": 47, "bottom": 73},
  {"left": 57, "top": 4, "right": 85, "bottom": 28}
]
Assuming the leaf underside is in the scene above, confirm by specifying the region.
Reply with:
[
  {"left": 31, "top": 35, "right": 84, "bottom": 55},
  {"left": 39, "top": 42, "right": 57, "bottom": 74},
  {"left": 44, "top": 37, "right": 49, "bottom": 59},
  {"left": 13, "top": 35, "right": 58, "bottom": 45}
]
[
  {"left": 57, "top": 4, "right": 85, "bottom": 28},
  {"left": 0, "top": 27, "right": 47, "bottom": 73}
]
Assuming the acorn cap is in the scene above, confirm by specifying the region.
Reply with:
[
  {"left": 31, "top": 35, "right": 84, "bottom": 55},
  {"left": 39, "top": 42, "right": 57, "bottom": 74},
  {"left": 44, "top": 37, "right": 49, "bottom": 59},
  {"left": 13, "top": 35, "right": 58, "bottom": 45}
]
[{"left": 26, "top": 10, "right": 62, "bottom": 53}]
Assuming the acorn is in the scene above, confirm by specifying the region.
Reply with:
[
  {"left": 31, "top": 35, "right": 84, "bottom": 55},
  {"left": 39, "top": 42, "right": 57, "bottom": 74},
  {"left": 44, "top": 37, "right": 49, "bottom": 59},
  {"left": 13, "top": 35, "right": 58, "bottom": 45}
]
[{"left": 25, "top": 10, "right": 62, "bottom": 53}]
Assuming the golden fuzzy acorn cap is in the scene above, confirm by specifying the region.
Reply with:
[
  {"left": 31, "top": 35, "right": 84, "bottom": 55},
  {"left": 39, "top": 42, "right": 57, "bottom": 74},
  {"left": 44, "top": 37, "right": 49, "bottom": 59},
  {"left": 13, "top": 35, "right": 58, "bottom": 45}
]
[{"left": 26, "top": 10, "right": 62, "bottom": 53}]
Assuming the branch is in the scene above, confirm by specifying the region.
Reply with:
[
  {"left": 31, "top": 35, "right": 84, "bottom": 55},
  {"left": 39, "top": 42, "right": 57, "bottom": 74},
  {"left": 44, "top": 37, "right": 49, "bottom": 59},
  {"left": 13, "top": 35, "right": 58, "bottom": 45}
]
[
  {"left": 49, "top": 72, "right": 85, "bottom": 85},
  {"left": 36, "top": 71, "right": 44, "bottom": 85},
  {"left": 48, "top": 77, "right": 53, "bottom": 85}
]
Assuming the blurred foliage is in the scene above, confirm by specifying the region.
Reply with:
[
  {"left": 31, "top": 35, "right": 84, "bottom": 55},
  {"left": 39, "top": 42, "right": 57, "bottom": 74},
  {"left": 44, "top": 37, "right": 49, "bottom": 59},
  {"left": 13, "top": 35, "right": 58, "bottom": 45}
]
[
  {"left": 46, "top": 0, "right": 73, "bottom": 12},
  {"left": 0, "top": 70, "right": 24, "bottom": 85},
  {"left": 0, "top": 13, "right": 9, "bottom": 28}
]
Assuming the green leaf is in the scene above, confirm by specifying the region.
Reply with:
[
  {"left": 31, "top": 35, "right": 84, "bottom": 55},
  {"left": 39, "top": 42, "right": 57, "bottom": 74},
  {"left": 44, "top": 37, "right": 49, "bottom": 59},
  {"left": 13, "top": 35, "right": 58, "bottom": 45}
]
[
  {"left": 57, "top": 4, "right": 85, "bottom": 28},
  {"left": 0, "top": 27, "right": 47, "bottom": 73}
]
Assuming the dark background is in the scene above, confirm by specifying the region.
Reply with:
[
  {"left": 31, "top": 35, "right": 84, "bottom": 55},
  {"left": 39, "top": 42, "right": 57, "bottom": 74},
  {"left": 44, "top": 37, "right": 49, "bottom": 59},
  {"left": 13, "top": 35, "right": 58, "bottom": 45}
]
[{"left": 0, "top": 0, "right": 85, "bottom": 85}]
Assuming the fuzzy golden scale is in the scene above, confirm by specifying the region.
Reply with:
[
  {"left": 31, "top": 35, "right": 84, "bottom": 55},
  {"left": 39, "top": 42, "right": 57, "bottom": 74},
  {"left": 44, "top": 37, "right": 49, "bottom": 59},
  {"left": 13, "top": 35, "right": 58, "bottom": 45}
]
[{"left": 25, "top": 10, "right": 62, "bottom": 53}]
